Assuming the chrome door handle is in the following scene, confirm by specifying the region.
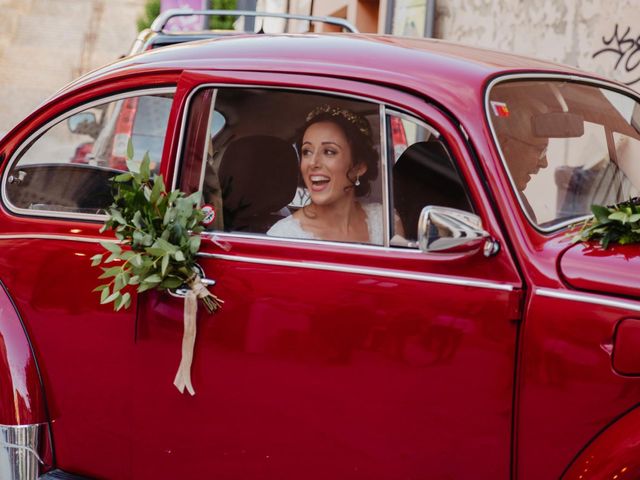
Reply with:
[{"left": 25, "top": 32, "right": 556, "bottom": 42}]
[{"left": 170, "top": 278, "right": 216, "bottom": 298}]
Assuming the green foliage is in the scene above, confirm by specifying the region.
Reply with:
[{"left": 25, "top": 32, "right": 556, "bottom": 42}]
[
  {"left": 137, "top": 0, "right": 161, "bottom": 32},
  {"left": 93, "top": 140, "right": 206, "bottom": 311},
  {"left": 209, "top": 0, "right": 238, "bottom": 30},
  {"left": 575, "top": 198, "right": 640, "bottom": 249}
]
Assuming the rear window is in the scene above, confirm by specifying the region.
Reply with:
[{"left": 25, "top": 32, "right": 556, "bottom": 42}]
[{"left": 488, "top": 79, "right": 640, "bottom": 230}]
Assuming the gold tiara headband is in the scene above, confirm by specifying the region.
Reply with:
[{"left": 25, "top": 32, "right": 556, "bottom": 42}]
[{"left": 306, "top": 105, "right": 371, "bottom": 137}]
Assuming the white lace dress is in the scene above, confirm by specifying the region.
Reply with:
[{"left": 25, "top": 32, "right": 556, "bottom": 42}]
[{"left": 266, "top": 202, "right": 383, "bottom": 245}]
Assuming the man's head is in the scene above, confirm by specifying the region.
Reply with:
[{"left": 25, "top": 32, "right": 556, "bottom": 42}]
[{"left": 493, "top": 98, "right": 550, "bottom": 192}]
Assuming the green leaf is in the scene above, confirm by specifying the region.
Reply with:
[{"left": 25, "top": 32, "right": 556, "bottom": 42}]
[
  {"left": 114, "top": 172, "right": 133, "bottom": 183},
  {"left": 609, "top": 211, "right": 628, "bottom": 222},
  {"left": 137, "top": 282, "right": 156, "bottom": 293},
  {"left": 100, "top": 286, "right": 111, "bottom": 303},
  {"left": 160, "top": 277, "right": 183, "bottom": 289},
  {"left": 100, "top": 241, "right": 122, "bottom": 254},
  {"left": 140, "top": 155, "right": 151, "bottom": 181},
  {"left": 130, "top": 254, "right": 143, "bottom": 267},
  {"left": 132, "top": 210, "right": 144, "bottom": 229},
  {"left": 121, "top": 292, "right": 132, "bottom": 310},
  {"left": 127, "top": 137, "right": 134, "bottom": 160},
  {"left": 98, "top": 266, "right": 122, "bottom": 279},
  {"left": 93, "top": 284, "right": 109, "bottom": 293},
  {"left": 143, "top": 274, "right": 162, "bottom": 284},
  {"left": 154, "top": 238, "right": 178, "bottom": 253},
  {"left": 174, "top": 250, "right": 185, "bottom": 262},
  {"left": 101, "top": 290, "right": 120, "bottom": 305},
  {"left": 90, "top": 253, "right": 104, "bottom": 267},
  {"left": 109, "top": 208, "right": 127, "bottom": 225},
  {"left": 591, "top": 204, "right": 612, "bottom": 223},
  {"left": 187, "top": 191, "right": 201, "bottom": 204},
  {"left": 188, "top": 235, "right": 201, "bottom": 254},
  {"left": 146, "top": 247, "right": 166, "bottom": 257},
  {"left": 120, "top": 250, "right": 135, "bottom": 261},
  {"left": 114, "top": 273, "right": 126, "bottom": 292},
  {"left": 161, "top": 254, "right": 169, "bottom": 276},
  {"left": 105, "top": 252, "right": 120, "bottom": 264}
]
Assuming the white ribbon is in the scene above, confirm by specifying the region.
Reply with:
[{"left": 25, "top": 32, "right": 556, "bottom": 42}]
[{"left": 173, "top": 276, "right": 211, "bottom": 395}]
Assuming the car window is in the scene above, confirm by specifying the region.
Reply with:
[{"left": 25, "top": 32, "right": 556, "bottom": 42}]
[
  {"left": 488, "top": 80, "right": 640, "bottom": 229},
  {"left": 178, "top": 87, "right": 385, "bottom": 246},
  {"left": 4, "top": 90, "right": 174, "bottom": 216},
  {"left": 387, "top": 112, "right": 475, "bottom": 247}
]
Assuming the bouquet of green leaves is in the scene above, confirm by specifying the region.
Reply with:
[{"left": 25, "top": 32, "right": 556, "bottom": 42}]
[
  {"left": 92, "top": 143, "right": 221, "bottom": 313},
  {"left": 92, "top": 142, "right": 222, "bottom": 395},
  {"left": 575, "top": 198, "right": 640, "bottom": 249}
]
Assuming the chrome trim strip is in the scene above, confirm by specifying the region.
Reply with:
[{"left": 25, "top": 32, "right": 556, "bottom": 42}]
[
  {"left": 484, "top": 73, "right": 640, "bottom": 234},
  {"left": 0, "top": 234, "right": 109, "bottom": 244},
  {"left": 0, "top": 424, "right": 43, "bottom": 480},
  {"left": 199, "top": 252, "right": 515, "bottom": 291},
  {"left": 385, "top": 108, "right": 440, "bottom": 138},
  {"left": 380, "top": 104, "right": 390, "bottom": 248},
  {"left": 199, "top": 230, "right": 427, "bottom": 253},
  {"left": 2, "top": 87, "right": 177, "bottom": 222},
  {"left": 536, "top": 288, "right": 640, "bottom": 312}
]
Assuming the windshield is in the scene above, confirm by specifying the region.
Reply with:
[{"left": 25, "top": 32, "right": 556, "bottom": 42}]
[{"left": 488, "top": 79, "right": 640, "bottom": 230}]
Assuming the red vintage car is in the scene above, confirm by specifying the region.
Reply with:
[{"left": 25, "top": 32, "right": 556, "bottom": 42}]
[{"left": 1, "top": 32, "right": 640, "bottom": 480}]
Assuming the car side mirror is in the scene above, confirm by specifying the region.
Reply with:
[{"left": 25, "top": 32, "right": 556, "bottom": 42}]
[
  {"left": 417, "top": 206, "right": 499, "bottom": 256},
  {"left": 67, "top": 112, "right": 99, "bottom": 138}
]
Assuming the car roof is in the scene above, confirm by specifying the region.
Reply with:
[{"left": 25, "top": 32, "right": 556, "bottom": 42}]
[{"left": 54, "top": 33, "right": 611, "bottom": 123}]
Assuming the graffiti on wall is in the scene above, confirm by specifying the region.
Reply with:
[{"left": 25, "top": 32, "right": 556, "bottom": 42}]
[{"left": 593, "top": 24, "right": 640, "bottom": 86}]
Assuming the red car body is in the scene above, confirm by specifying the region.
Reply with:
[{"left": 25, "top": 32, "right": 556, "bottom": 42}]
[{"left": 1, "top": 33, "right": 640, "bottom": 480}]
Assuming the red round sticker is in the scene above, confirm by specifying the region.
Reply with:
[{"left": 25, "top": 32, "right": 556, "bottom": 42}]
[{"left": 201, "top": 204, "right": 216, "bottom": 226}]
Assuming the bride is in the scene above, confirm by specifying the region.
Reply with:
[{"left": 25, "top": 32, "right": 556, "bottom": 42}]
[{"left": 267, "top": 105, "right": 388, "bottom": 244}]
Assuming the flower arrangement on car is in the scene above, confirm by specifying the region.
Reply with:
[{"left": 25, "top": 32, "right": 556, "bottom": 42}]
[
  {"left": 576, "top": 197, "right": 640, "bottom": 249},
  {"left": 91, "top": 141, "right": 222, "bottom": 395}
]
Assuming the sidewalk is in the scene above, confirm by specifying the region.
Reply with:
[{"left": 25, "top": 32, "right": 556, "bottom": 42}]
[{"left": 0, "top": 0, "right": 145, "bottom": 135}]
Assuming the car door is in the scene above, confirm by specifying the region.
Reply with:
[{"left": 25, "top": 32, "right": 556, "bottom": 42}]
[
  {"left": 133, "top": 72, "right": 524, "bottom": 479},
  {"left": 0, "top": 86, "right": 175, "bottom": 478}
]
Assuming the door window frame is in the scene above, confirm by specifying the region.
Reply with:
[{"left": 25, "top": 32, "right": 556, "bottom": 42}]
[
  {"left": 1, "top": 86, "right": 177, "bottom": 222},
  {"left": 172, "top": 83, "right": 474, "bottom": 251}
]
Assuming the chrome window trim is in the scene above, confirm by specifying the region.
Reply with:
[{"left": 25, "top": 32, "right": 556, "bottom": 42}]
[
  {"left": 385, "top": 108, "right": 440, "bottom": 139},
  {"left": 200, "top": 230, "right": 429, "bottom": 254},
  {"left": 380, "top": 104, "right": 390, "bottom": 248},
  {"left": 200, "top": 252, "right": 515, "bottom": 292},
  {"left": 1, "top": 87, "right": 177, "bottom": 222},
  {"left": 536, "top": 287, "right": 640, "bottom": 312},
  {"left": 484, "top": 73, "right": 640, "bottom": 234}
]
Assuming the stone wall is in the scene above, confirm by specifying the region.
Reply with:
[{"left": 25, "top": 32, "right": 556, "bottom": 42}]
[
  {"left": 435, "top": 0, "right": 640, "bottom": 91},
  {"left": 0, "top": 0, "right": 145, "bottom": 136}
]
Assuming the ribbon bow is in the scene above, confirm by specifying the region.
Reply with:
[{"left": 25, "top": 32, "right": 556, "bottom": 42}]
[{"left": 173, "top": 274, "right": 223, "bottom": 395}]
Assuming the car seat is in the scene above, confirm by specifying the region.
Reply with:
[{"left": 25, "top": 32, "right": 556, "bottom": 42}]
[
  {"left": 393, "top": 141, "right": 472, "bottom": 239},
  {"left": 219, "top": 135, "right": 299, "bottom": 233}
]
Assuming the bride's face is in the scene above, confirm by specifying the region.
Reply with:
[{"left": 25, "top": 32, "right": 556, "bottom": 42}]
[{"left": 300, "top": 121, "right": 365, "bottom": 207}]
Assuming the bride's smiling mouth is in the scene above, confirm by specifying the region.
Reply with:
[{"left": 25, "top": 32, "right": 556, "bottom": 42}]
[{"left": 309, "top": 174, "right": 330, "bottom": 191}]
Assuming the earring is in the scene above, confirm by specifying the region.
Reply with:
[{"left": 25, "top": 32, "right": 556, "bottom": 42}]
[{"left": 355, "top": 175, "right": 361, "bottom": 187}]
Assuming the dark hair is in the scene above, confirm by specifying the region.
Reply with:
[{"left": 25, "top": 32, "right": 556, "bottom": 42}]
[{"left": 298, "top": 106, "right": 379, "bottom": 197}]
